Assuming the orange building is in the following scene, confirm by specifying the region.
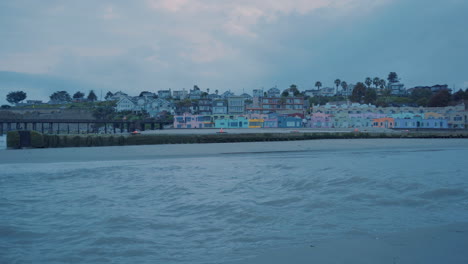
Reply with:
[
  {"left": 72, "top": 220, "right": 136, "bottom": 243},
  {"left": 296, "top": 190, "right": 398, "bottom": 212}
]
[{"left": 372, "top": 117, "right": 395, "bottom": 128}]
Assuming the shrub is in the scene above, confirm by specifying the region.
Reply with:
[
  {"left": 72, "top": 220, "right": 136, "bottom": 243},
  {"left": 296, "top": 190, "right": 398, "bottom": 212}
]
[
  {"left": 30, "top": 131, "right": 44, "bottom": 148},
  {"left": 6, "top": 131, "right": 20, "bottom": 149}
]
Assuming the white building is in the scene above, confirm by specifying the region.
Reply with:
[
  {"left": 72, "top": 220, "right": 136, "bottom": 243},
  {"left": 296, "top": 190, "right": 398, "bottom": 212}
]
[
  {"left": 173, "top": 89, "right": 188, "bottom": 100},
  {"left": 115, "top": 96, "right": 136, "bottom": 112},
  {"left": 158, "top": 89, "right": 172, "bottom": 99}
]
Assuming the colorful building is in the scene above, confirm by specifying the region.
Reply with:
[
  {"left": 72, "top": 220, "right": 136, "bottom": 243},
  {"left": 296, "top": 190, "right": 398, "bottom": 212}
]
[
  {"left": 215, "top": 117, "right": 249, "bottom": 128},
  {"left": 372, "top": 117, "right": 395, "bottom": 128}
]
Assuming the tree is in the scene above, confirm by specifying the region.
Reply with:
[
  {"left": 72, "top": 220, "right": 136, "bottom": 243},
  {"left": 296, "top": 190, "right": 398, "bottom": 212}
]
[
  {"left": 73, "top": 91, "right": 85, "bottom": 99},
  {"left": 87, "top": 90, "right": 98, "bottom": 102},
  {"left": 50, "top": 91, "right": 71, "bottom": 102},
  {"left": 341, "top": 81, "right": 348, "bottom": 96},
  {"left": 93, "top": 105, "right": 116, "bottom": 120},
  {"left": 365, "top": 77, "right": 372, "bottom": 88},
  {"left": 350, "top": 82, "right": 366, "bottom": 103},
  {"left": 315, "top": 81, "right": 322, "bottom": 90},
  {"left": 363, "top": 88, "right": 377, "bottom": 105},
  {"left": 139, "top": 91, "right": 150, "bottom": 97},
  {"left": 201, "top": 92, "right": 208, "bottom": 98},
  {"left": 193, "top": 85, "right": 200, "bottom": 91},
  {"left": 379, "top": 79, "right": 386, "bottom": 89},
  {"left": 334, "top": 79, "right": 341, "bottom": 92},
  {"left": 464, "top": 88, "right": 468, "bottom": 100},
  {"left": 288, "top": 84, "right": 300, "bottom": 96},
  {"left": 428, "top": 89, "right": 451, "bottom": 107},
  {"left": 452, "top": 89, "right": 465, "bottom": 102},
  {"left": 387, "top": 72, "right": 398, "bottom": 83},
  {"left": 373, "top": 77, "right": 380, "bottom": 88},
  {"left": 207, "top": 88, "right": 210, "bottom": 94},
  {"left": 281, "top": 91, "right": 289, "bottom": 97},
  {"left": 410, "top": 88, "right": 432, "bottom": 106},
  {"left": 105, "top": 91, "right": 114, "bottom": 100},
  {"left": 215, "top": 89, "right": 219, "bottom": 95},
  {"left": 6, "top": 91, "right": 27, "bottom": 104},
  {"left": 1, "top": 105, "right": 12, "bottom": 109}
]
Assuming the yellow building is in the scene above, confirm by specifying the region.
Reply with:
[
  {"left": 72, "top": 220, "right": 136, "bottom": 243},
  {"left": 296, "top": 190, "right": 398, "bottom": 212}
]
[{"left": 248, "top": 119, "right": 264, "bottom": 128}]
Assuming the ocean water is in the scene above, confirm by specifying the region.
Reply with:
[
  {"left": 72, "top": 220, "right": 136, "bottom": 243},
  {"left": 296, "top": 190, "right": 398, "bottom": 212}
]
[{"left": 1, "top": 141, "right": 468, "bottom": 263}]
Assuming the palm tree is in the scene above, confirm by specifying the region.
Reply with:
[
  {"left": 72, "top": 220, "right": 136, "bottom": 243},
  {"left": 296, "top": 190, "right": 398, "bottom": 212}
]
[
  {"left": 215, "top": 89, "right": 218, "bottom": 95},
  {"left": 334, "top": 79, "right": 341, "bottom": 94},
  {"left": 365, "top": 77, "right": 372, "bottom": 89},
  {"left": 379, "top": 79, "right": 386, "bottom": 89},
  {"left": 315, "top": 81, "right": 322, "bottom": 90},
  {"left": 341, "top": 81, "right": 348, "bottom": 95},
  {"left": 373, "top": 77, "right": 380, "bottom": 89}
]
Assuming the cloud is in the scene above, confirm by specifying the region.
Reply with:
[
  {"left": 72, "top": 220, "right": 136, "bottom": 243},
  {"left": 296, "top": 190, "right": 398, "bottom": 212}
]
[{"left": 1, "top": 0, "right": 467, "bottom": 102}]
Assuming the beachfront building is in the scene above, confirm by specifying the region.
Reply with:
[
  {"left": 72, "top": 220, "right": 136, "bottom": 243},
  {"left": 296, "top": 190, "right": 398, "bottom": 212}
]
[
  {"left": 373, "top": 117, "right": 395, "bottom": 128},
  {"left": 173, "top": 113, "right": 213, "bottom": 128},
  {"left": 248, "top": 119, "right": 264, "bottom": 128},
  {"left": 263, "top": 113, "right": 279, "bottom": 128},
  {"left": 307, "top": 113, "right": 333, "bottom": 128},
  {"left": 348, "top": 113, "right": 385, "bottom": 128},
  {"left": 393, "top": 117, "right": 448, "bottom": 129},
  {"left": 277, "top": 116, "right": 303, "bottom": 128},
  {"left": 215, "top": 116, "right": 249, "bottom": 129}
]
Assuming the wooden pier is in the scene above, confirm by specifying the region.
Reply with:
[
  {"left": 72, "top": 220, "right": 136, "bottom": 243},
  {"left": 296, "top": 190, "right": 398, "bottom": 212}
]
[{"left": 0, "top": 119, "right": 170, "bottom": 136}]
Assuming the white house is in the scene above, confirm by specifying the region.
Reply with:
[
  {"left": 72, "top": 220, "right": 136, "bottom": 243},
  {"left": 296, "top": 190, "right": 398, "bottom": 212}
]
[
  {"left": 158, "top": 89, "right": 172, "bottom": 99},
  {"left": 146, "top": 98, "right": 174, "bottom": 117},
  {"left": 267, "top": 87, "right": 281, "bottom": 97},
  {"left": 173, "top": 89, "right": 188, "bottom": 100},
  {"left": 115, "top": 96, "right": 136, "bottom": 112}
]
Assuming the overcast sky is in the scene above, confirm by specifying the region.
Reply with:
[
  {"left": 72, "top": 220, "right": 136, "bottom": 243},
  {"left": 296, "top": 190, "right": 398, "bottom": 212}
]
[{"left": 1, "top": 0, "right": 467, "bottom": 104}]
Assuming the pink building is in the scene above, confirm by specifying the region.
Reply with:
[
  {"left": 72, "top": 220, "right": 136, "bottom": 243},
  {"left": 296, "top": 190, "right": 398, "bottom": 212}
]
[{"left": 308, "top": 113, "right": 333, "bottom": 128}]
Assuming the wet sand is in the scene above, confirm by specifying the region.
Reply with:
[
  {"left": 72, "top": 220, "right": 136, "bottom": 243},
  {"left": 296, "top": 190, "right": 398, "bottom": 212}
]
[
  {"left": 1, "top": 138, "right": 467, "bottom": 164},
  {"left": 227, "top": 223, "right": 468, "bottom": 264}
]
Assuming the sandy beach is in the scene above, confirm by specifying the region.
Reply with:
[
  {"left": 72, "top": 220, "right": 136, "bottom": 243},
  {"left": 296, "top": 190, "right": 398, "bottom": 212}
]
[{"left": 1, "top": 138, "right": 467, "bottom": 164}]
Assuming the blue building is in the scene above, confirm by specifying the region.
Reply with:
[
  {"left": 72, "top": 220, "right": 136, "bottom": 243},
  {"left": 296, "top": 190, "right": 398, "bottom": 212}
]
[{"left": 277, "top": 116, "right": 303, "bottom": 128}]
